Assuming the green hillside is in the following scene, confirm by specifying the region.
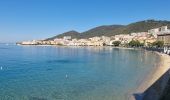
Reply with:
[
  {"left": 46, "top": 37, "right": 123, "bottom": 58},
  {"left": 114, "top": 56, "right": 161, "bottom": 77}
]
[
  {"left": 121, "top": 20, "right": 170, "bottom": 34},
  {"left": 46, "top": 20, "right": 170, "bottom": 40},
  {"left": 46, "top": 30, "right": 80, "bottom": 40},
  {"left": 80, "top": 25, "right": 124, "bottom": 38}
]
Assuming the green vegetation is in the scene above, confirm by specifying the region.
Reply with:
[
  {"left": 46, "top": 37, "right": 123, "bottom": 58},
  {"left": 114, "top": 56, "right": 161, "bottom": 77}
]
[
  {"left": 121, "top": 20, "right": 170, "bottom": 34},
  {"left": 103, "top": 43, "right": 107, "bottom": 46},
  {"left": 57, "top": 43, "right": 63, "bottom": 46},
  {"left": 46, "top": 20, "right": 170, "bottom": 40},
  {"left": 80, "top": 25, "right": 124, "bottom": 38},
  {"left": 46, "top": 31, "right": 80, "bottom": 40},
  {"left": 112, "top": 41, "right": 121, "bottom": 46},
  {"left": 152, "top": 41, "right": 164, "bottom": 48},
  {"left": 128, "top": 40, "right": 144, "bottom": 47}
]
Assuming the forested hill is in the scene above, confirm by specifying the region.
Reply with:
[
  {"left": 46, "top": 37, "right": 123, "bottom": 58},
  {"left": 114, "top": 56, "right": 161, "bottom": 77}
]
[{"left": 46, "top": 20, "right": 170, "bottom": 40}]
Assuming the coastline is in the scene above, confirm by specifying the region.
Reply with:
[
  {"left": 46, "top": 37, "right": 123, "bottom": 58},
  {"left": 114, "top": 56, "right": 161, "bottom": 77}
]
[{"left": 129, "top": 51, "right": 170, "bottom": 100}]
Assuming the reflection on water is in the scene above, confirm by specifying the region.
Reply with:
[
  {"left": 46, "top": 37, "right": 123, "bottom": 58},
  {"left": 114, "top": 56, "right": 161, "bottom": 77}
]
[{"left": 0, "top": 45, "right": 159, "bottom": 100}]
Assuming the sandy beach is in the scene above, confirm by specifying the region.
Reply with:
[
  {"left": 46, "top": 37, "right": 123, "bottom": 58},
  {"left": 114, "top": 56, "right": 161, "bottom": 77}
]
[{"left": 129, "top": 52, "right": 170, "bottom": 100}]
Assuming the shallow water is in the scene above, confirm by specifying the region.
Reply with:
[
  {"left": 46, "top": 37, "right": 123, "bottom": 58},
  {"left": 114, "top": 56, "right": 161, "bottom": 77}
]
[{"left": 0, "top": 44, "right": 159, "bottom": 100}]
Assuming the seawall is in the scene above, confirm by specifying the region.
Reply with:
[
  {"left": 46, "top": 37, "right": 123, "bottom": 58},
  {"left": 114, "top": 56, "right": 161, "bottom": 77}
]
[
  {"left": 142, "top": 69, "right": 170, "bottom": 100},
  {"left": 129, "top": 53, "right": 170, "bottom": 100}
]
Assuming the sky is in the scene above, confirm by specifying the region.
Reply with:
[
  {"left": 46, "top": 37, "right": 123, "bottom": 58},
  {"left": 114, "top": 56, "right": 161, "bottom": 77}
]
[{"left": 0, "top": 0, "right": 170, "bottom": 43}]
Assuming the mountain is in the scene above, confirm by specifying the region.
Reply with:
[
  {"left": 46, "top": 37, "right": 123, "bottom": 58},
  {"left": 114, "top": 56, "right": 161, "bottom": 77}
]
[
  {"left": 80, "top": 25, "right": 124, "bottom": 38},
  {"left": 45, "top": 20, "right": 170, "bottom": 40},
  {"left": 121, "top": 20, "right": 170, "bottom": 34},
  {"left": 46, "top": 30, "right": 80, "bottom": 40}
]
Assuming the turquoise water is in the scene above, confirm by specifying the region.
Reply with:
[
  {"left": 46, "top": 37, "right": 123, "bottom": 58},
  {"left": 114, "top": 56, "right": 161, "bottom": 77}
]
[{"left": 0, "top": 44, "right": 159, "bottom": 100}]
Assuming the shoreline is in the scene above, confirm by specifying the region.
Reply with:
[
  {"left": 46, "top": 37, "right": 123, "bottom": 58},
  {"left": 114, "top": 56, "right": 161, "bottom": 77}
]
[
  {"left": 17, "top": 44, "right": 136, "bottom": 49},
  {"left": 129, "top": 51, "right": 170, "bottom": 100}
]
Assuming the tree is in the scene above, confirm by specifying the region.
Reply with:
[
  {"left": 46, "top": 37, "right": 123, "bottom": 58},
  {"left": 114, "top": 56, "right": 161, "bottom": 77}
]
[
  {"left": 128, "top": 40, "right": 143, "bottom": 47},
  {"left": 152, "top": 41, "right": 164, "bottom": 48},
  {"left": 112, "top": 41, "right": 121, "bottom": 46},
  {"left": 103, "top": 43, "right": 107, "bottom": 46}
]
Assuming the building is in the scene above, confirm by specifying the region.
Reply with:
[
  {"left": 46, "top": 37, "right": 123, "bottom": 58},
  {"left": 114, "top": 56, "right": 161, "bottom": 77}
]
[
  {"left": 145, "top": 37, "right": 157, "bottom": 46},
  {"left": 148, "top": 26, "right": 170, "bottom": 38},
  {"left": 148, "top": 28, "right": 160, "bottom": 34},
  {"left": 89, "top": 37, "right": 101, "bottom": 42},
  {"left": 161, "top": 26, "right": 168, "bottom": 32},
  {"left": 63, "top": 36, "right": 71, "bottom": 40},
  {"left": 121, "top": 35, "right": 134, "bottom": 44},
  {"left": 101, "top": 36, "right": 111, "bottom": 45},
  {"left": 157, "top": 33, "right": 170, "bottom": 46},
  {"left": 156, "top": 26, "right": 170, "bottom": 46},
  {"left": 114, "top": 34, "right": 134, "bottom": 44}
]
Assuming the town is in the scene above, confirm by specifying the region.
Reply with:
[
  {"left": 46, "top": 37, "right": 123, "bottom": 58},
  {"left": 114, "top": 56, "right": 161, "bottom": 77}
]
[{"left": 18, "top": 26, "right": 170, "bottom": 47}]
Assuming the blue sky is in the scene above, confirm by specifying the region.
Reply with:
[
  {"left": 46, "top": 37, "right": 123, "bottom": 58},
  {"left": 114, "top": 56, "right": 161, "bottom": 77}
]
[{"left": 0, "top": 0, "right": 170, "bottom": 43}]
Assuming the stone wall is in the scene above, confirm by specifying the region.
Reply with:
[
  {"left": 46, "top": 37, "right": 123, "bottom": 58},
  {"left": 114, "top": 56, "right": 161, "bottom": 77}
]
[{"left": 133, "top": 69, "right": 170, "bottom": 100}]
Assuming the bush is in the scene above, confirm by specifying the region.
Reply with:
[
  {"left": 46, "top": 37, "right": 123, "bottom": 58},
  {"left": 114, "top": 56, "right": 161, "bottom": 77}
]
[
  {"left": 152, "top": 41, "right": 164, "bottom": 48},
  {"left": 128, "top": 40, "right": 143, "bottom": 47},
  {"left": 57, "top": 43, "right": 63, "bottom": 46},
  {"left": 112, "top": 41, "right": 121, "bottom": 46}
]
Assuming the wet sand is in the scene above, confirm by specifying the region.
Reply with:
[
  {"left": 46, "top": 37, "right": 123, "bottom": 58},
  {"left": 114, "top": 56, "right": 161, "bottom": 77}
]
[{"left": 129, "top": 52, "right": 170, "bottom": 100}]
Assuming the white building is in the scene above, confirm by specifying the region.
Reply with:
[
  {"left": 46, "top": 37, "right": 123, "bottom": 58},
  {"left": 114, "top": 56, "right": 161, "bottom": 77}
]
[
  {"left": 101, "top": 36, "right": 111, "bottom": 45},
  {"left": 114, "top": 34, "right": 134, "bottom": 44},
  {"left": 89, "top": 37, "right": 101, "bottom": 42},
  {"left": 63, "top": 36, "right": 71, "bottom": 40},
  {"left": 114, "top": 35, "right": 124, "bottom": 41},
  {"left": 148, "top": 26, "right": 170, "bottom": 38},
  {"left": 148, "top": 28, "right": 160, "bottom": 34}
]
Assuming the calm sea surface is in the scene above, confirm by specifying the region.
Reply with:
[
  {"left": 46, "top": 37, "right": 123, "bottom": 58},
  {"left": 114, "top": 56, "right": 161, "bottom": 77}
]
[{"left": 0, "top": 44, "right": 159, "bottom": 100}]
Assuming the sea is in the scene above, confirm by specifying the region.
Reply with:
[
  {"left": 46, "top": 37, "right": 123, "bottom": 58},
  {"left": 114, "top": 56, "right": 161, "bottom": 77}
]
[{"left": 0, "top": 44, "right": 159, "bottom": 100}]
